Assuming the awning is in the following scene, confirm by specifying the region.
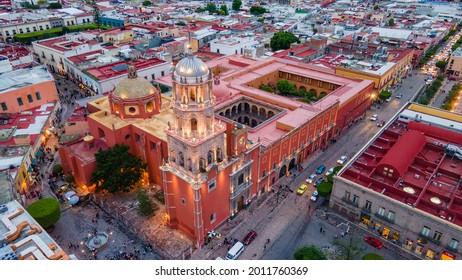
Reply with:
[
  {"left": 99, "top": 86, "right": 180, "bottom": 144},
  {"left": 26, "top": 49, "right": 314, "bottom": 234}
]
[
  {"left": 35, "top": 150, "right": 43, "bottom": 158},
  {"left": 31, "top": 158, "right": 37, "bottom": 166}
]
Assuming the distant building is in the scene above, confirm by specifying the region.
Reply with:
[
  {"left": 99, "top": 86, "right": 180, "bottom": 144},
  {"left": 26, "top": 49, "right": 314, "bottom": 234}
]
[
  {"left": 0, "top": 200, "right": 76, "bottom": 260},
  {"left": 32, "top": 35, "right": 102, "bottom": 75},
  {"left": 210, "top": 36, "right": 259, "bottom": 57},
  {"left": 446, "top": 46, "right": 462, "bottom": 79},
  {"left": 331, "top": 103, "right": 462, "bottom": 260}
]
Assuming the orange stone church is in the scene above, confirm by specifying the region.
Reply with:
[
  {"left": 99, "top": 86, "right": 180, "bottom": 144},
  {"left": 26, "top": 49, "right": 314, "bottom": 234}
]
[{"left": 59, "top": 54, "right": 374, "bottom": 247}]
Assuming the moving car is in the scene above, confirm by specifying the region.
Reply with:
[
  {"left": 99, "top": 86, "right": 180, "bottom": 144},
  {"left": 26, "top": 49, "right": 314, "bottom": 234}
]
[
  {"left": 316, "top": 165, "right": 326, "bottom": 174},
  {"left": 325, "top": 167, "right": 334, "bottom": 176},
  {"left": 310, "top": 190, "right": 319, "bottom": 202},
  {"left": 243, "top": 230, "right": 257, "bottom": 245},
  {"left": 337, "top": 156, "right": 347, "bottom": 165},
  {"left": 364, "top": 236, "right": 383, "bottom": 249},
  {"left": 297, "top": 184, "right": 308, "bottom": 195},
  {"left": 306, "top": 174, "right": 317, "bottom": 184},
  {"left": 377, "top": 120, "right": 385, "bottom": 127},
  {"left": 370, "top": 114, "right": 378, "bottom": 121},
  {"left": 315, "top": 178, "right": 324, "bottom": 187},
  {"left": 226, "top": 242, "right": 245, "bottom": 260}
]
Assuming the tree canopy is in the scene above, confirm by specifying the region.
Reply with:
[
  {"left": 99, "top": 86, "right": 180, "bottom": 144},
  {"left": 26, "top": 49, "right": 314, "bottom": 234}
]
[
  {"left": 137, "top": 188, "right": 157, "bottom": 216},
  {"left": 219, "top": 5, "right": 229, "bottom": 16},
  {"left": 277, "top": 79, "right": 296, "bottom": 95},
  {"left": 388, "top": 18, "right": 395, "bottom": 26},
  {"left": 232, "top": 0, "right": 242, "bottom": 11},
  {"left": 435, "top": 60, "right": 448, "bottom": 70},
  {"left": 142, "top": 0, "right": 152, "bottom": 6},
  {"left": 27, "top": 198, "right": 61, "bottom": 229},
  {"left": 47, "top": 2, "right": 62, "bottom": 9},
  {"left": 205, "top": 3, "right": 217, "bottom": 14},
  {"left": 317, "top": 181, "right": 333, "bottom": 198},
  {"left": 91, "top": 144, "right": 147, "bottom": 193},
  {"left": 379, "top": 90, "right": 392, "bottom": 100},
  {"left": 250, "top": 5, "right": 267, "bottom": 15},
  {"left": 294, "top": 245, "right": 327, "bottom": 260},
  {"left": 270, "top": 31, "right": 299, "bottom": 51},
  {"left": 362, "top": 253, "right": 385, "bottom": 260}
]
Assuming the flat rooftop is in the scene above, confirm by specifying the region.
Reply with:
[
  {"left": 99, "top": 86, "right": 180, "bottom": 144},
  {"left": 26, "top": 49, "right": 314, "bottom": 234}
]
[
  {"left": 0, "top": 200, "right": 74, "bottom": 260},
  {"left": 85, "top": 58, "right": 167, "bottom": 80},
  {"left": 340, "top": 104, "right": 462, "bottom": 227},
  {"left": 0, "top": 66, "right": 53, "bottom": 94}
]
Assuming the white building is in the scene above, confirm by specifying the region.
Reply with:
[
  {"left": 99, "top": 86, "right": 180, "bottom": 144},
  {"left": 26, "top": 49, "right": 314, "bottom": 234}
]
[
  {"left": 32, "top": 35, "right": 102, "bottom": 74},
  {"left": 210, "top": 36, "right": 259, "bottom": 56}
]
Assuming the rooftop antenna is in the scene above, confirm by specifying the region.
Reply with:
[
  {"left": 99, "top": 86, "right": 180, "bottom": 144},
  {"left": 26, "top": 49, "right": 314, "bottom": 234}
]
[{"left": 187, "top": 31, "right": 193, "bottom": 56}]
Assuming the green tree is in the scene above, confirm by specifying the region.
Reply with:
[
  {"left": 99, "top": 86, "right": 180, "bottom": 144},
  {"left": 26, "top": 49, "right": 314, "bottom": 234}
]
[
  {"left": 317, "top": 181, "right": 333, "bottom": 198},
  {"left": 277, "top": 79, "right": 296, "bottom": 95},
  {"left": 37, "top": 0, "right": 47, "bottom": 5},
  {"left": 27, "top": 198, "right": 61, "bottom": 229},
  {"left": 205, "top": 3, "right": 217, "bottom": 14},
  {"left": 232, "top": 0, "right": 242, "bottom": 11},
  {"left": 259, "top": 84, "right": 275, "bottom": 93},
  {"left": 220, "top": 5, "right": 229, "bottom": 16},
  {"left": 294, "top": 245, "right": 327, "bottom": 260},
  {"left": 175, "top": 21, "right": 186, "bottom": 26},
  {"left": 195, "top": 7, "right": 206, "bottom": 13},
  {"left": 250, "top": 6, "right": 267, "bottom": 15},
  {"left": 64, "top": 174, "right": 75, "bottom": 184},
  {"left": 142, "top": 0, "right": 151, "bottom": 6},
  {"left": 312, "top": 27, "right": 318, "bottom": 35},
  {"left": 270, "top": 31, "right": 299, "bottom": 51},
  {"left": 379, "top": 90, "right": 392, "bottom": 100},
  {"left": 92, "top": 0, "right": 101, "bottom": 29},
  {"left": 362, "top": 253, "right": 385, "bottom": 260},
  {"left": 91, "top": 144, "right": 147, "bottom": 193},
  {"left": 137, "top": 188, "right": 157, "bottom": 216},
  {"left": 47, "top": 2, "right": 62, "bottom": 9},
  {"left": 52, "top": 164, "right": 63, "bottom": 175},
  {"left": 332, "top": 231, "right": 364, "bottom": 260},
  {"left": 373, "top": 5, "right": 379, "bottom": 10},
  {"left": 388, "top": 18, "right": 395, "bottom": 26},
  {"left": 435, "top": 60, "right": 448, "bottom": 71},
  {"left": 257, "top": 17, "right": 265, "bottom": 23}
]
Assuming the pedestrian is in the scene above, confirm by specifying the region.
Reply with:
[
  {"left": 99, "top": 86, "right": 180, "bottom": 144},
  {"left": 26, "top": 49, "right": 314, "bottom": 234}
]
[
  {"left": 266, "top": 238, "right": 270, "bottom": 243},
  {"left": 308, "top": 204, "right": 311, "bottom": 210},
  {"left": 263, "top": 245, "right": 266, "bottom": 251},
  {"left": 320, "top": 227, "right": 323, "bottom": 233}
]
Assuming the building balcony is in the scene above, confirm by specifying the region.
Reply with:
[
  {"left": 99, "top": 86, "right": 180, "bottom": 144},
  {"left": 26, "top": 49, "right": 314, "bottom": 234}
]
[
  {"left": 374, "top": 212, "right": 395, "bottom": 224},
  {"left": 341, "top": 197, "right": 358, "bottom": 207},
  {"left": 230, "top": 181, "right": 252, "bottom": 200},
  {"left": 361, "top": 206, "right": 371, "bottom": 213},
  {"left": 445, "top": 245, "right": 458, "bottom": 253}
]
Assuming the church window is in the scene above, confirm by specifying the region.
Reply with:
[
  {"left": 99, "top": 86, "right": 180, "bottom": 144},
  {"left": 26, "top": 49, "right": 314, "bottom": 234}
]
[
  {"left": 199, "top": 158, "right": 206, "bottom": 171},
  {"left": 178, "top": 152, "right": 184, "bottom": 167},
  {"left": 207, "top": 150, "right": 213, "bottom": 165},
  {"left": 191, "top": 118, "right": 198, "bottom": 131},
  {"left": 170, "top": 150, "right": 175, "bottom": 162},
  {"left": 187, "top": 158, "right": 193, "bottom": 172},
  {"left": 216, "top": 149, "right": 223, "bottom": 162},
  {"left": 190, "top": 89, "right": 196, "bottom": 102},
  {"left": 128, "top": 107, "right": 136, "bottom": 113},
  {"left": 146, "top": 101, "right": 154, "bottom": 112}
]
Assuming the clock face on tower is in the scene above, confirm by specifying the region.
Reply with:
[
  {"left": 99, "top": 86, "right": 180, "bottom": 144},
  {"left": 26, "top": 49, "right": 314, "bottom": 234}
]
[{"left": 239, "top": 137, "right": 245, "bottom": 146}]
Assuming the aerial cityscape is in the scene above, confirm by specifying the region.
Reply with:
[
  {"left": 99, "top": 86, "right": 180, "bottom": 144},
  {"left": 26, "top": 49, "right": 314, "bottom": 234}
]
[{"left": 1, "top": 0, "right": 462, "bottom": 262}]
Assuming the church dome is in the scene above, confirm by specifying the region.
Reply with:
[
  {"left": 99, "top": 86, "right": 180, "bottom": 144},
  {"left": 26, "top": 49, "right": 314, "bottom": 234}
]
[
  {"left": 113, "top": 65, "right": 158, "bottom": 100},
  {"left": 174, "top": 56, "right": 209, "bottom": 81}
]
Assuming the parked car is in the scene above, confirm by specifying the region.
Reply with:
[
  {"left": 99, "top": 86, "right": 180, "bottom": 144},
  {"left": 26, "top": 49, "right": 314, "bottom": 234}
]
[
  {"left": 364, "top": 236, "right": 383, "bottom": 249},
  {"left": 325, "top": 167, "right": 334, "bottom": 176},
  {"left": 297, "top": 184, "right": 308, "bottom": 195},
  {"left": 385, "top": 97, "right": 392, "bottom": 102},
  {"left": 395, "top": 94, "right": 402, "bottom": 99},
  {"left": 370, "top": 114, "right": 378, "bottom": 121},
  {"left": 243, "top": 231, "right": 257, "bottom": 245},
  {"left": 315, "top": 178, "right": 324, "bottom": 187},
  {"left": 337, "top": 156, "right": 348, "bottom": 165},
  {"left": 310, "top": 190, "right": 319, "bottom": 202},
  {"left": 306, "top": 174, "right": 317, "bottom": 184},
  {"left": 316, "top": 165, "right": 326, "bottom": 174}
]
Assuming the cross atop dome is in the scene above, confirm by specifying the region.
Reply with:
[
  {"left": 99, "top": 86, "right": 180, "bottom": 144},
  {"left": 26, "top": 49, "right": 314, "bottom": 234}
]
[{"left": 127, "top": 65, "right": 138, "bottom": 79}]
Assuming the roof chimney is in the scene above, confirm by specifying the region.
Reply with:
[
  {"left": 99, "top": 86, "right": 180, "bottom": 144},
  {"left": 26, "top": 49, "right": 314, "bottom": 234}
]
[{"left": 83, "top": 135, "right": 95, "bottom": 149}]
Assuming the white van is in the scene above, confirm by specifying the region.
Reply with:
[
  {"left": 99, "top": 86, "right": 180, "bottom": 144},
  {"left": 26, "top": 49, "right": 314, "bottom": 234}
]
[{"left": 225, "top": 242, "right": 245, "bottom": 260}]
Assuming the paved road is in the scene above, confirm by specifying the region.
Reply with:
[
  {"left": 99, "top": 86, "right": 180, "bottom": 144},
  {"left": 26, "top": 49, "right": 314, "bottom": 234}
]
[{"left": 238, "top": 72, "right": 427, "bottom": 260}]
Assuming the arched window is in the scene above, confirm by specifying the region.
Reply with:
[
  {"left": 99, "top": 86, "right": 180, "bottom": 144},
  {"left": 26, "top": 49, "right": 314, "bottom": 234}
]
[
  {"left": 178, "top": 152, "right": 184, "bottom": 167},
  {"left": 207, "top": 150, "right": 214, "bottom": 165},
  {"left": 190, "top": 89, "right": 196, "bottom": 102},
  {"left": 177, "top": 116, "right": 182, "bottom": 131},
  {"left": 187, "top": 158, "right": 192, "bottom": 172},
  {"left": 199, "top": 158, "right": 206, "bottom": 171},
  {"left": 113, "top": 103, "right": 119, "bottom": 114},
  {"left": 216, "top": 148, "right": 223, "bottom": 162},
  {"left": 170, "top": 150, "right": 176, "bottom": 163},
  {"left": 191, "top": 118, "right": 198, "bottom": 131},
  {"left": 146, "top": 101, "right": 154, "bottom": 112}
]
